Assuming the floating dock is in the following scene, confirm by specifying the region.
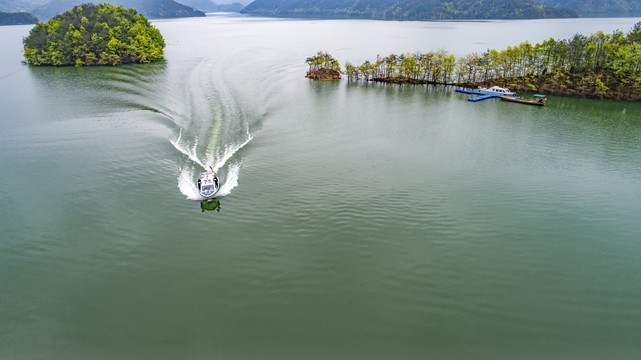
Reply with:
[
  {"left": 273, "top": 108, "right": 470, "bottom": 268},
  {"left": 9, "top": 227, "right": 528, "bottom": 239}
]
[
  {"left": 455, "top": 89, "right": 486, "bottom": 96},
  {"left": 468, "top": 94, "right": 504, "bottom": 102},
  {"left": 455, "top": 89, "right": 513, "bottom": 102}
]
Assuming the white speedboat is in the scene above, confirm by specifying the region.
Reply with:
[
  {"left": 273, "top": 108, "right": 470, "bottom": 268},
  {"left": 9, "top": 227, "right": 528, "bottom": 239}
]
[
  {"left": 197, "top": 167, "right": 220, "bottom": 198},
  {"left": 478, "top": 86, "right": 516, "bottom": 96}
]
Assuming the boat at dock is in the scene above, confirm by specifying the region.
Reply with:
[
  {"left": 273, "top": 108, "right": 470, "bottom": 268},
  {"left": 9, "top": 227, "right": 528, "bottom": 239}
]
[
  {"left": 455, "top": 87, "right": 518, "bottom": 102},
  {"left": 478, "top": 86, "right": 516, "bottom": 96},
  {"left": 455, "top": 89, "right": 502, "bottom": 101},
  {"left": 500, "top": 94, "right": 546, "bottom": 106}
]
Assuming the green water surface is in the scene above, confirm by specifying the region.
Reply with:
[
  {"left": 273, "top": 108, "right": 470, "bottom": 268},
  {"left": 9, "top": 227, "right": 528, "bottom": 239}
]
[{"left": 1, "top": 16, "right": 641, "bottom": 359}]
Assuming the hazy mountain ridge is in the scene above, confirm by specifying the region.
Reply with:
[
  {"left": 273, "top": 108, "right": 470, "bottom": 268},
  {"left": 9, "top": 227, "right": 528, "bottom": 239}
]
[
  {"left": 0, "top": 0, "right": 247, "bottom": 20},
  {"left": 28, "top": 0, "right": 205, "bottom": 20},
  {"left": 240, "top": 0, "right": 578, "bottom": 20},
  {"left": 537, "top": 0, "right": 641, "bottom": 17},
  {"left": 0, "top": 9, "right": 38, "bottom": 23},
  {"left": 0, "top": 0, "right": 46, "bottom": 12},
  {"left": 176, "top": 0, "right": 244, "bottom": 12}
]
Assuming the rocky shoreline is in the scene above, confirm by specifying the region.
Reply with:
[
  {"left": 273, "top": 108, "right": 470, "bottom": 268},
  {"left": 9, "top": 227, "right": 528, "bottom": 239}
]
[
  {"left": 369, "top": 71, "right": 640, "bottom": 101},
  {"left": 306, "top": 68, "right": 341, "bottom": 80}
]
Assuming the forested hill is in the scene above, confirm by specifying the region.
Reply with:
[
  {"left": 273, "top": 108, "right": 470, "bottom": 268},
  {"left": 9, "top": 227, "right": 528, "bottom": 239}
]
[
  {"left": 537, "top": 0, "right": 641, "bottom": 17},
  {"left": 0, "top": 10, "right": 38, "bottom": 24},
  {"left": 24, "top": 3, "right": 166, "bottom": 66},
  {"left": 32, "top": 0, "right": 205, "bottom": 20},
  {"left": 240, "top": 0, "right": 578, "bottom": 20}
]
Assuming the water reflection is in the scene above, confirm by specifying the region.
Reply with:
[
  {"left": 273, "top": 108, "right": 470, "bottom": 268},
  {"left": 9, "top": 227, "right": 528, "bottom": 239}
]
[
  {"left": 200, "top": 198, "right": 221, "bottom": 212},
  {"left": 26, "top": 62, "right": 169, "bottom": 118},
  {"left": 307, "top": 78, "right": 340, "bottom": 95},
  {"left": 27, "top": 61, "right": 168, "bottom": 88}
]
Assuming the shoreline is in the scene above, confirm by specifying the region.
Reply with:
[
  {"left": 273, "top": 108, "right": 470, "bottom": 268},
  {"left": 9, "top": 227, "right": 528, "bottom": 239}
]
[{"left": 364, "top": 72, "right": 641, "bottom": 101}]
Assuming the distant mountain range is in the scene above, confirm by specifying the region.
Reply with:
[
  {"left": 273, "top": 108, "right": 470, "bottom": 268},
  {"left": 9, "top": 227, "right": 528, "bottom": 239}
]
[
  {"left": 537, "top": 0, "right": 641, "bottom": 17},
  {"left": 2, "top": 0, "right": 640, "bottom": 26},
  {"left": 0, "top": 9, "right": 37, "bottom": 24},
  {"left": 0, "top": 0, "right": 249, "bottom": 21},
  {"left": 177, "top": 0, "right": 245, "bottom": 12},
  {"left": 0, "top": 0, "right": 46, "bottom": 13},
  {"left": 240, "top": 0, "right": 579, "bottom": 20},
  {"left": 30, "top": 0, "right": 205, "bottom": 20}
]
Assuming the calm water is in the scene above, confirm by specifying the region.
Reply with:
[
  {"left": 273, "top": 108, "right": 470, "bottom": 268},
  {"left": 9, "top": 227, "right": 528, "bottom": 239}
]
[{"left": 1, "top": 15, "right": 641, "bottom": 359}]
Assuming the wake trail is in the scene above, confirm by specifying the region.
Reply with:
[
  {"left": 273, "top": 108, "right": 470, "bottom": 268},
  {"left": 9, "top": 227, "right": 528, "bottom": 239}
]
[
  {"left": 210, "top": 132, "right": 253, "bottom": 172},
  {"left": 167, "top": 51, "right": 264, "bottom": 200},
  {"left": 170, "top": 129, "right": 205, "bottom": 169}
]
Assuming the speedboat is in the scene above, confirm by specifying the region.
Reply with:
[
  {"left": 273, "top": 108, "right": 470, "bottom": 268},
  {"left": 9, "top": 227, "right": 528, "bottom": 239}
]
[
  {"left": 197, "top": 166, "right": 220, "bottom": 198},
  {"left": 478, "top": 86, "right": 516, "bottom": 96}
]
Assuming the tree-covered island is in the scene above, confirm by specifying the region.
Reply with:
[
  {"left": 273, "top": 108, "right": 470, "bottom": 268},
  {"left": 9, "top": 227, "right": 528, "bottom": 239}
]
[
  {"left": 310, "top": 21, "right": 641, "bottom": 100},
  {"left": 23, "top": 2, "right": 165, "bottom": 66},
  {"left": 306, "top": 51, "right": 341, "bottom": 80}
]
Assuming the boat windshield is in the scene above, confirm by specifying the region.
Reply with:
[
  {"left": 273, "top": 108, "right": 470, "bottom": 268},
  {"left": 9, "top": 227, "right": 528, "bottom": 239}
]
[{"left": 202, "top": 185, "right": 216, "bottom": 192}]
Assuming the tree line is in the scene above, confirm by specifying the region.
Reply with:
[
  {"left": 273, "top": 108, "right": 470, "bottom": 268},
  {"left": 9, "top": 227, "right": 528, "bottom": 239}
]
[{"left": 23, "top": 3, "right": 165, "bottom": 66}]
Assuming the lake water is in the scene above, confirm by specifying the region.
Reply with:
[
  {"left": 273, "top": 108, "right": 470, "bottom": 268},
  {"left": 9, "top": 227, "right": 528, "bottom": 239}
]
[{"left": 1, "top": 15, "right": 641, "bottom": 359}]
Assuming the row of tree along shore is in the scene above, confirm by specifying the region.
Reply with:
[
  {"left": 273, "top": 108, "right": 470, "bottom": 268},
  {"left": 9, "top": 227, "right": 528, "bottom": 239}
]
[{"left": 306, "top": 22, "right": 641, "bottom": 100}]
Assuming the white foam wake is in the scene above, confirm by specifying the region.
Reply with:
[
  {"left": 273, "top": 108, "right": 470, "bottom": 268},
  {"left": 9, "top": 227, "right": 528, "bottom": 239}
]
[
  {"left": 209, "top": 132, "right": 253, "bottom": 173},
  {"left": 170, "top": 130, "right": 204, "bottom": 169},
  {"left": 177, "top": 165, "right": 202, "bottom": 200},
  {"left": 217, "top": 162, "right": 241, "bottom": 197},
  {"left": 174, "top": 133, "right": 252, "bottom": 200}
]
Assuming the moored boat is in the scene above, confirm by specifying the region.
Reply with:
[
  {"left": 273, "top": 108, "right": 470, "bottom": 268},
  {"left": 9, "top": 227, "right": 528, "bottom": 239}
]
[
  {"left": 478, "top": 86, "right": 516, "bottom": 96},
  {"left": 197, "top": 167, "right": 220, "bottom": 198},
  {"left": 500, "top": 94, "right": 546, "bottom": 106}
]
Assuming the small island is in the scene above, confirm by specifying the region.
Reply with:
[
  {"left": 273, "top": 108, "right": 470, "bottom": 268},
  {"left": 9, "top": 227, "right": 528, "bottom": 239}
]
[
  {"left": 23, "top": 2, "right": 165, "bottom": 66},
  {"left": 305, "top": 51, "right": 341, "bottom": 80}
]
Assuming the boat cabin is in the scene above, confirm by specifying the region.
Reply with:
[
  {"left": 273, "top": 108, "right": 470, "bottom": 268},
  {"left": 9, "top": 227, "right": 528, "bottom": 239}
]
[{"left": 478, "top": 86, "right": 516, "bottom": 96}]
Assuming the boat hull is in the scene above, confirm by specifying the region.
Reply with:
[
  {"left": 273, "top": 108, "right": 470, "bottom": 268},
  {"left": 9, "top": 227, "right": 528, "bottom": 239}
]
[{"left": 500, "top": 96, "right": 545, "bottom": 106}]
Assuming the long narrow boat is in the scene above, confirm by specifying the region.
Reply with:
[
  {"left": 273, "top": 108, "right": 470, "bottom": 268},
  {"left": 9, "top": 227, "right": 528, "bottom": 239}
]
[{"left": 500, "top": 95, "right": 546, "bottom": 106}]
